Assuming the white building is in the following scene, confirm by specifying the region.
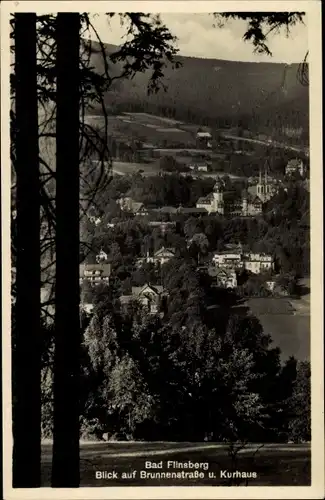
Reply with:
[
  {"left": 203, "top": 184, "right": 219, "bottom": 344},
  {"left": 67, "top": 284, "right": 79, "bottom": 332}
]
[
  {"left": 196, "top": 179, "right": 264, "bottom": 217},
  {"left": 189, "top": 162, "right": 209, "bottom": 172},
  {"left": 196, "top": 178, "right": 225, "bottom": 214},
  {"left": 196, "top": 131, "right": 212, "bottom": 148},
  {"left": 137, "top": 247, "right": 176, "bottom": 267},
  {"left": 197, "top": 131, "right": 212, "bottom": 140},
  {"left": 79, "top": 263, "right": 111, "bottom": 284},
  {"left": 212, "top": 252, "right": 243, "bottom": 269},
  {"left": 285, "top": 158, "right": 305, "bottom": 177},
  {"left": 242, "top": 253, "right": 274, "bottom": 274},
  {"left": 80, "top": 303, "right": 94, "bottom": 315},
  {"left": 96, "top": 249, "right": 108, "bottom": 263},
  {"left": 212, "top": 251, "right": 274, "bottom": 275}
]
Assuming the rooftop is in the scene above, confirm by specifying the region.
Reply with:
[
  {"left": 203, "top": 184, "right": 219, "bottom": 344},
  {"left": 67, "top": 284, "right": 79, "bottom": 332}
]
[
  {"left": 80, "top": 263, "right": 111, "bottom": 276},
  {"left": 132, "top": 284, "right": 164, "bottom": 296},
  {"left": 287, "top": 158, "right": 303, "bottom": 167}
]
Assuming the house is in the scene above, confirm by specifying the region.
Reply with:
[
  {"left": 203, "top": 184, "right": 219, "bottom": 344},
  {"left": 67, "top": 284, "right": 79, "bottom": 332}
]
[
  {"left": 79, "top": 263, "right": 111, "bottom": 284},
  {"left": 137, "top": 247, "right": 176, "bottom": 267},
  {"left": 265, "top": 280, "right": 276, "bottom": 292},
  {"left": 96, "top": 249, "right": 108, "bottom": 263},
  {"left": 242, "top": 192, "right": 263, "bottom": 216},
  {"left": 285, "top": 158, "right": 305, "bottom": 177},
  {"left": 212, "top": 251, "right": 243, "bottom": 269},
  {"left": 189, "top": 162, "right": 209, "bottom": 172},
  {"left": 119, "top": 284, "right": 167, "bottom": 314},
  {"left": 196, "top": 131, "right": 212, "bottom": 148},
  {"left": 242, "top": 253, "right": 274, "bottom": 274},
  {"left": 215, "top": 269, "right": 237, "bottom": 288},
  {"left": 136, "top": 205, "right": 150, "bottom": 216},
  {"left": 152, "top": 247, "right": 176, "bottom": 265},
  {"left": 198, "top": 164, "right": 209, "bottom": 172},
  {"left": 212, "top": 250, "right": 274, "bottom": 275},
  {"left": 117, "top": 197, "right": 144, "bottom": 214},
  {"left": 196, "top": 193, "right": 214, "bottom": 210},
  {"left": 197, "top": 131, "right": 212, "bottom": 139}
]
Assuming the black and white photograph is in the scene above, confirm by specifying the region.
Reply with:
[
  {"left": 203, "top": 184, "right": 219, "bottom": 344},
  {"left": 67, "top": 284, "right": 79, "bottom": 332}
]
[{"left": 1, "top": 1, "right": 324, "bottom": 498}]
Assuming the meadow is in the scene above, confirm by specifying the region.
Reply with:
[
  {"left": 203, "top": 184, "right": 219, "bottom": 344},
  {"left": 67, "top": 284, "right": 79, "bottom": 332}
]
[
  {"left": 85, "top": 113, "right": 195, "bottom": 147},
  {"left": 246, "top": 297, "right": 310, "bottom": 362}
]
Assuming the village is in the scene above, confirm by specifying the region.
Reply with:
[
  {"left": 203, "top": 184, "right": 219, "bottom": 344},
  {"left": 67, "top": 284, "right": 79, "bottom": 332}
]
[{"left": 79, "top": 121, "right": 309, "bottom": 329}]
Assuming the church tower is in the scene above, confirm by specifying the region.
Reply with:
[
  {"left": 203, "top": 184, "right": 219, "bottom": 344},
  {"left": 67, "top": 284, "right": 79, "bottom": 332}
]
[
  {"left": 212, "top": 177, "right": 224, "bottom": 214},
  {"left": 256, "top": 161, "right": 270, "bottom": 202}
]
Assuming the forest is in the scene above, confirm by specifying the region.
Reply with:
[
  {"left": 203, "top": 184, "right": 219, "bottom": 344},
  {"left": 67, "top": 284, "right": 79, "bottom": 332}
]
[
  {"left": 89, "top": 41, "right": 309, "bottom": 139},
  {"left": 81, "top": 172, "right": 310, "bottom": 280}
]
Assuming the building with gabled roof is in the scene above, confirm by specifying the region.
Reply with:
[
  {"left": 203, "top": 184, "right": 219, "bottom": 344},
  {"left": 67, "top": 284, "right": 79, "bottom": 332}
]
[
  {"left": 196, "top": 177, "right": 225, "bottom": 214},
  {"left": 117, "top": 196, "right": 144, "bottom": 214},
  {"left": 242, "top": 191, "right": 263, "bottom": 216},
  {"left": 79, "top": 263, "right": 111, "bottom": 285},
  {"left": 119, "top": 283, "right": 168, "bottom": 314},
  {"left": 212, "top": 249, "right": 274, "bottom": 275},
  {"left": 214, "top": 268, "right": 237, "bottom": 288},
  {"left": 136, "top": 247, "right": 176, "bottom": 268},
  {"left": 285, "top": 158, "right": 305, "bottom": 177}
]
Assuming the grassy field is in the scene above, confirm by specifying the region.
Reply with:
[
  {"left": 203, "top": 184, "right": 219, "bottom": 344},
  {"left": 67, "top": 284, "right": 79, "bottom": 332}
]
[
  {"left": 246, "top": 297, "right": 310, "bottom": 362},
  {"left": 112, "top": 160, "right": 161, "bottom": 176},
  {"left": 41, "top": 442, "right": 310, "bottom": 487},
  {"left": 258, "top": 314, "right": 310, "bottom": 361},
  {"left": 85, "top": 113, "right": 195, "bottom": 146}
]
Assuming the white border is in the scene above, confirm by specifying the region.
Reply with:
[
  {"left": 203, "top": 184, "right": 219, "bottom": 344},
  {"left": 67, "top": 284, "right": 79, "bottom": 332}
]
[{"left": 1, "top": 2, "right": 324, "bottom": 499}]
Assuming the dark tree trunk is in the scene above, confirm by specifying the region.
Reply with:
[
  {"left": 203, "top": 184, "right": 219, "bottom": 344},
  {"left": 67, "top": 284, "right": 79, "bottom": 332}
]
[
  {"left": 12, "top": 13, "right": 41, "bottom": 487},
  {"left": 51, "top": 13, "right": 81, "bottom": 487}
]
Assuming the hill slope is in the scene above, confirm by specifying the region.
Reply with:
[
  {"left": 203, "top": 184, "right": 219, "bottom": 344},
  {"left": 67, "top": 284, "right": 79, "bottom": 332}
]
[{"left": 88, "top": 41, "right": 309, "bottom": 134}]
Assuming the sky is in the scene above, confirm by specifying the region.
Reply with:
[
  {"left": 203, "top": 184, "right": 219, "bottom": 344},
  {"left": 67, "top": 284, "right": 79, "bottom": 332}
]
[{"left": 90, "top": 13, "right": 308, "bottom": 64}]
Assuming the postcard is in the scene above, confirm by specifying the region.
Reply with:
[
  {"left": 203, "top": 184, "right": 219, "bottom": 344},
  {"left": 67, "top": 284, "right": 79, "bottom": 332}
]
[{"left": 1, "top": 1, "right": 324, "bottom": 499}]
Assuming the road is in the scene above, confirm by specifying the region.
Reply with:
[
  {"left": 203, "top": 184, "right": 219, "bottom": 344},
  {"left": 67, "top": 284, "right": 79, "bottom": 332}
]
[
  {"left": 221, "top": 133, "right": 309, "bottom": 155},
  {"left": 112, "top": 161, "right": 242, "bottom": 180}
]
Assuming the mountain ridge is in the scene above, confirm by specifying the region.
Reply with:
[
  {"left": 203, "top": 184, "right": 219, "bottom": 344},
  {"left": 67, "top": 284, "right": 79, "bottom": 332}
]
[{"left": 88, "top": 40, "right": 309, "bottom": 133}]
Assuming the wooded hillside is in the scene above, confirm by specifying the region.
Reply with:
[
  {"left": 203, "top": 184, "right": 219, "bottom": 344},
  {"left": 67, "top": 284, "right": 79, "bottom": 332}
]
[{"left": 88, "top": 41, "right": 309, "bottom": 135}]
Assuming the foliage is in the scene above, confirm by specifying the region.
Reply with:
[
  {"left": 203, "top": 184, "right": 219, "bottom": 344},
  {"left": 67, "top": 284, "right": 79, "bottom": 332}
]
[
  {"left": 213, "top": 13, "right": 305, "bottom": 57},
  {"left": 78, "top": 281, "right": 306, "bottom": 443},
  {"left": 287, "top": 361, "right": 311, "bottom": 442}
]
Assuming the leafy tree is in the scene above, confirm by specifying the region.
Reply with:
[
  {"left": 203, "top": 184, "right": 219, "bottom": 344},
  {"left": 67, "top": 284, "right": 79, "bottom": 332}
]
[
  {"left": 287, "top": 361, "right": 311, "bottom": 442},
  {"left": 159, "top": 155, "right": 180, "bottom": 172},
  {"left": 188, "top": 232, "right": 209, "bottom": 264}
]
